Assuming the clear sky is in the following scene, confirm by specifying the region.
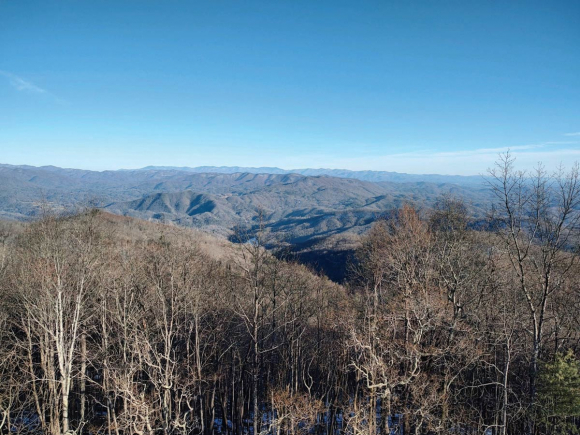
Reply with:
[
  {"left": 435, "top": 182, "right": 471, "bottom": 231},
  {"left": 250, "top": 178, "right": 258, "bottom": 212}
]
[{"left": 1, "top": 0, "right": 579, "bottom": 174}]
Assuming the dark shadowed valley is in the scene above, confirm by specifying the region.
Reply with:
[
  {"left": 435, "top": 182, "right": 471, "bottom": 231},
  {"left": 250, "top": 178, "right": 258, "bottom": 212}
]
[{"left": 0, "top": 163, "right": 494, "bottom": 280}]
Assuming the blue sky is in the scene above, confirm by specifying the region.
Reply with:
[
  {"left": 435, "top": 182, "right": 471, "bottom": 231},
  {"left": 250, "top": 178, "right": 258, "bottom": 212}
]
[{"left": 0, "top": 0, "right": 579, "bottom": 174}]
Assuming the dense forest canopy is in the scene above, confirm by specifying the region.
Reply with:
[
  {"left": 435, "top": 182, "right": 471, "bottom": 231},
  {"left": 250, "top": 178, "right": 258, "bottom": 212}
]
[{"left": 0, "top": 155, "right": 580, "bottom": 435}]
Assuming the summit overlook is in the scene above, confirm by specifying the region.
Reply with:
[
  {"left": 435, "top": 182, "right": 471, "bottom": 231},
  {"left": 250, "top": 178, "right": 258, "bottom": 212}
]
[{"left": 1, "top": 1, "right": 579, "bottom": 434}]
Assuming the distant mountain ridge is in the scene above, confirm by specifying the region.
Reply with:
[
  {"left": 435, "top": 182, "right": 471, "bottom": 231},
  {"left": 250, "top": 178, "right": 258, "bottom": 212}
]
[
  {"left": 138, "top": 165, "right": 485, "bottom": 185},
  {"left": 1, "top": 163, "right": 485, "bottom": 186}
]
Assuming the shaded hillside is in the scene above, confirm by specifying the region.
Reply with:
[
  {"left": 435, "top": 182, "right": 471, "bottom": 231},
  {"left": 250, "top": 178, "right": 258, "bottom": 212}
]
[
  {"left": 0, "top": 164, "right": 306, "bottom": 219},
  {"left": 0, "top": 164, "right": 494, "bottom": 244},
  {"left": 105, "top": 174, "right": 494, "bottom": 243}
]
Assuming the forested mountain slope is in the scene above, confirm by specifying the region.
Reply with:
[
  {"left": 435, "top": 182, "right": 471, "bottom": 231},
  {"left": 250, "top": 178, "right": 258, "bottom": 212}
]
[
  {"left": 0, "top": 164, "right": 494, "bottom": 244},
  {"left": 1, "top": 164, "right": 578, "bottom": 435}
]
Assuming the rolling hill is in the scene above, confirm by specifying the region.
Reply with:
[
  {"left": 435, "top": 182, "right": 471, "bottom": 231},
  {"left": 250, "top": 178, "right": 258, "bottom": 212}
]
[{"left": 0, "top": 163, "right": 493, "bottom": 245}]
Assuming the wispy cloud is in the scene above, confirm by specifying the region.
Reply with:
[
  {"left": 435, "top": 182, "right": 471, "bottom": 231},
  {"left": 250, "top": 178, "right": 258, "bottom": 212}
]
[
  {"left": 0, "top": 70, "right": 67, "bottom": 104},
  {"left": 0, "top": 70, "right": 47, "bottom": 94},
  {"left": 564, "top": 132, "right": 580, "bottom": 137},
  {"left": 321, "top": 141, "right": 580, "bottom": 175},
  {"left": 370, "top": 141, "right": 570, "bottom": 161}
]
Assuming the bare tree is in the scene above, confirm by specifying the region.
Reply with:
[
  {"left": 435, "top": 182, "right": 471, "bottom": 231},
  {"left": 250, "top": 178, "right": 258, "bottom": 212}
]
[{"left": 488, "top": 152, "right": 580, "bottom": 433}]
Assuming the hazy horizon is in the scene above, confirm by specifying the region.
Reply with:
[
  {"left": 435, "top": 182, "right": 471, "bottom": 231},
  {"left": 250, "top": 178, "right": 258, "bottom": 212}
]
[
  {"left": 1, "top": 1, "right": 579, "bottom": 174},
  {"left": 0, "top": 161, "right": 486, "bottom": 176}
]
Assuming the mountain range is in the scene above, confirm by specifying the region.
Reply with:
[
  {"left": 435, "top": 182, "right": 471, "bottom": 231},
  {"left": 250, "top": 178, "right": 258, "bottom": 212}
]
[
  {"left": 137, "top": 165, "right": 485, "bottom": 185},
  {"left": 0, "top": 163, "right": 492, "bottom": 247}
]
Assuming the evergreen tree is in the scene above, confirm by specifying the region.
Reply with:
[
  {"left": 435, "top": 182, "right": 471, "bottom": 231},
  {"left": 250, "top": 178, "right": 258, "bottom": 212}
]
[{"left": 537, "top": 350, "right": 580, "bottom": 434}]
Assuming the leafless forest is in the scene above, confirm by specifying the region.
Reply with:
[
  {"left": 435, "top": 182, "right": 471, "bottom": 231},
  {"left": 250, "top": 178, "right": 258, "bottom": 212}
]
[{"left": 1, "top": 155, "right": 579, "bottom": 435}]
